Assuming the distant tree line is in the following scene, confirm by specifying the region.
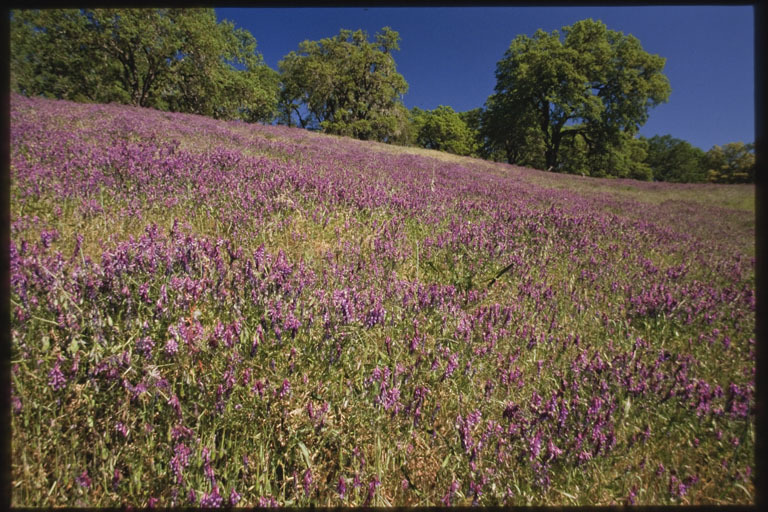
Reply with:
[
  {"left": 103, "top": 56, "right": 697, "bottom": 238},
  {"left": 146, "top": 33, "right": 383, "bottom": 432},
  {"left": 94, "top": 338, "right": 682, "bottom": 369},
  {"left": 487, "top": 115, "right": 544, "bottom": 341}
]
[{"left": 11, "top": 9, "right": 754, "bottom": 183}]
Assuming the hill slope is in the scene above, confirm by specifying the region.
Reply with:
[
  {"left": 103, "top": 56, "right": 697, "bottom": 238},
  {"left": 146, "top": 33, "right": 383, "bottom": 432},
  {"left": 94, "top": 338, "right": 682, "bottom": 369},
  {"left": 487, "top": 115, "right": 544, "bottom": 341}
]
[{"left": 10, "top": 94, "right": 755, "bottom": 506}]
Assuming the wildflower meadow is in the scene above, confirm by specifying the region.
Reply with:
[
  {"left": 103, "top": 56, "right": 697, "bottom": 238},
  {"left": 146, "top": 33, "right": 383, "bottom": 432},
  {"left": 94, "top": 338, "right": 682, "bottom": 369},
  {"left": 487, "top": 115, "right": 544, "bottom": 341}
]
[{"left": 10, "top": 94, "right": 755, "bottom": 506}]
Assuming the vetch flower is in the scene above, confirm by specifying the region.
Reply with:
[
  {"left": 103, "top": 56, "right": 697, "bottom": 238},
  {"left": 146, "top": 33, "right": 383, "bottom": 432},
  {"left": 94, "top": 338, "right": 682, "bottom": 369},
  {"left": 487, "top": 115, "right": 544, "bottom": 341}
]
[
  {"left": 112, "top": 468, "right": 121, "bottom": 491},
  {"left": 337, "top": 476, "right": 347, "bottom": 499},
  {"left": 48, "top": 357, "right": 67, "bottom": 391},
  {"left": 136, "top": 336, "right": 154, "bottom": 359},
  {"left": 257, "top": 496, "right": 279, "bottom": 507},
  {"left": 170, "top": 443, "right": 191, "bottom": 485},
  {"left": 115, "top": 421, "right": 128, "bottom": 438},
  {"left": 363, "top": 475, "right": 380, "bottom": 506},
  {"left": 229, "top": 487, "right": 241, "bottom": 506},
  {"left": 167, "top": 393, "right": 182, "bottom": 419},
  {"left": 76, "top": 469, "right": 91, "bottom": 488},
  {"left": 200, "top": 485, "right": 223, "bottom": 507},
  {"left": 11, "top": 394, "right": 22, "bottom": 414},
  {"left": 164, "top": 338, "right": 178, "bottom": 357},
  {"left": 303, "top": 468, "right": 313, "bottom": 497},
  {"left": 202, "top": 446, "right": 215, "bottom": 486},
  {"left": 278, "top": 378, "right": 291, "bottom": 398},
  {"left": 441, "top": 479, "right": 459, "bottom": 506}
]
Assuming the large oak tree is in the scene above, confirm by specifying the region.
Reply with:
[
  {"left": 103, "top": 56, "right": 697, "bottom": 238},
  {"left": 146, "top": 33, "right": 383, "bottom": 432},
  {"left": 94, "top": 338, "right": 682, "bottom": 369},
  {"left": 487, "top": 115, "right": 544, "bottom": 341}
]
[
  {"left": 485, "top": 19, "right": 671, "bottom": 172},
  {"left": 278, "top": 27, "right": 409, "bottom": 142},
  {"left": 10, "top": 9, "right": 279, "bottom": 122}
]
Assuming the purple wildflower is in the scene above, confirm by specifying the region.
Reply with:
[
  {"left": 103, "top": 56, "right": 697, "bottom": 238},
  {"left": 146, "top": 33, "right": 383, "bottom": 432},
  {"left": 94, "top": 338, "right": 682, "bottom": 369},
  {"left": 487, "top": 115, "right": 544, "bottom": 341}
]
[
  {"left": 444, "top": 352, "right": 459, "bottom": 379},
  {"left": 202, "top": 446, "right": 215, "bottom": 486},
  {"left": 200, "top": 485, "right": 223, "bottom": 507},
  {"left": 171, "top": 424, "right": 194, "bottom": 440},
  {"left": 165, "top": 338, "right": 178, "bottom": 357},
  {"left": 627, "top": 485, "right": 638, "bottom": 505},
  {"left": 76, "top": 469, "right": 91, "bottom": 488},
  {"left": 112, "top": 468, "right": 121, "bottom": 491},
  {"left": 257, "top": 496, "right": 279, "bottom": 507},
  {"left": 70, "top": 353, "right": 80, "bottom": 375},
  {"left": 441, "top": 479, "right": 460, "bottom": 506},
  {"left": 136, "top": 336, "right": 155, "bottom": 359},
  {"left": 229, "top": 487, "right": 241, "bottom": 506},
  {"left": 470, "top": 479, "right": 483, "bottom": 505},
  {"left": 170, "top": 442, "right": 191, "bottom": 485},
  {"left": 167, "top": 393, "right": 182, "bottom": 419},
  {"left": 363, "top": 475, "right": 380, "bottom": 506},
  {"left": 115, "top": 421, "right": 129, "bottom": 438},
  {"left": 546, "top": 439, "right": 563, "bottom": 460},
  {"left": 529, "top": 429, "right": 543, "bottom": 461},
  {"left": 48, "top": 357, "right": 67, "bottom": 391},
  {"left": 12, "top": 395, "right": 22, "bottom": 414},
  {"left": 303, "top": 468, "right": 313, "bottom": 497},
  {"left": 278, "top": 378, "right": 291, "bottom": 398},
  {"left": 337, "top": 476, "right": 347, "bottom": 499},
  {"left": 40, "top": 229, "right": 58, "bottom": 248},
  {"left": 353, "top": 472, "right": 362, "bottom": 490}
]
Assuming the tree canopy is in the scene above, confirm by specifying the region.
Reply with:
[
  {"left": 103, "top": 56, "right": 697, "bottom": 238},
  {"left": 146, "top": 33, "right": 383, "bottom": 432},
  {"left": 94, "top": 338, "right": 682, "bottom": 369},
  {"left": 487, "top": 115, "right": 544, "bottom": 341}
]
[
  {"left": 641, "top": 135, "right": 707, "bottom": 183},
  {"left": 278, "top": 27, "right": 409, "bottom": 142},
  {"left": 10, "top": 9, "right": 279, "bottom": 122},
  {"left": 484, "top": 19, "right": 671, "bottom": 173},
  {"left": 704, "top": 142, "right": 755, "bottom": 184},
  {"left": 409, "top": 106, "right": 477, "bottom": 156}
]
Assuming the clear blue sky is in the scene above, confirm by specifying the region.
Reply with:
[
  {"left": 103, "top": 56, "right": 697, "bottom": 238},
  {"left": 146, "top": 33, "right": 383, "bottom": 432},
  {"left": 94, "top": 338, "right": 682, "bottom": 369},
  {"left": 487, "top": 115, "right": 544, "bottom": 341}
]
[{"left": 216, "top": 5, "right": 754, "bottom": 152}]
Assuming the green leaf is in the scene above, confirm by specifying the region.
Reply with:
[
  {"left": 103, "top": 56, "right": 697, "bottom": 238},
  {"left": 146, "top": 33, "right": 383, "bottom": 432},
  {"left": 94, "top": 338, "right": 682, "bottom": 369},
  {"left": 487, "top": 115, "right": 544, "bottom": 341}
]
[
  {"left": 67, "top": 337, "right": 80, "bottom": 356},
  {"left": 297, "top": 440, "right": 311, "bottom": 468}
]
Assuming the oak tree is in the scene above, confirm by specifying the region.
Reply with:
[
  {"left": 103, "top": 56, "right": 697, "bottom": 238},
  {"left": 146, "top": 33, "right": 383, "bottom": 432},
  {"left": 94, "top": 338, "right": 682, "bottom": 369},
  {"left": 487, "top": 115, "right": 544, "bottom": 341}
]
[
  {"left": 410, "top": 105, "right": 477, "bottom": 156},
  {"left": 278, "top": 27, "right": 408, "bottom": 142},
  {"left": 10, "top": 9, "right": 279, "bottom": 122},
  {"left": 485, "top": 19, "right": 671, "bottom": 173}
]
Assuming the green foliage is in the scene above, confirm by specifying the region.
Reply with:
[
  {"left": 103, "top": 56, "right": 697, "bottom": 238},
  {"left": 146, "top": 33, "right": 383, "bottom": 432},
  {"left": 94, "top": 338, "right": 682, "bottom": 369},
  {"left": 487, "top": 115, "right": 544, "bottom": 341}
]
[
  {"left": 10, "top": 9, "right": 279, "bottom": 122},
  {"left": 161, "top": 11, "right": 280, "bottom": 122},
  {"left": 484, "top": 19, "right": 671, "bottom": 174},
  {"left": 590, "top": 132, "right": 653, "bottom": 180},
  {"left": 11, "top": 9, "right": 121, "bottom": 104},
  {"left": 481, "top": 94, "right": 546, "bottom": 167},
  {"left": 278, "top": 27, "right": 409, "bottom": 142},
  {"left": 457, "top": 108, "right": 486, "bottom": 156},
  {"left": 704, "top": 142, "right": 755, "bottom": 184},
  {"left": 558, "top": 129, "right": 652, "bottom": 180},
  {"left": 641, "top": 135, "right": 707, "bottom": 183},
  {"left": 409, "top": 105, "right": 477, "bottom": 156}
]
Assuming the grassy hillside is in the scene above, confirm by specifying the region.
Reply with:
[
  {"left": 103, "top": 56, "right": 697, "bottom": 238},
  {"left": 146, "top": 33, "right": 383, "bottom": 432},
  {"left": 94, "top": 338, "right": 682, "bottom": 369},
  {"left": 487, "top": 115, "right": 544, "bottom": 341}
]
[{"left": 10, "top": 94, "right": 755, "bottom": 506}]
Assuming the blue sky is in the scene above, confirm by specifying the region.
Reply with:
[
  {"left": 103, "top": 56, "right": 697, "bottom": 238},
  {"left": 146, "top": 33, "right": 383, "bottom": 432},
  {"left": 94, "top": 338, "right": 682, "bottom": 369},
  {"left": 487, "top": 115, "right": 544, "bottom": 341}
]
[{"left": 216, "top": 5, "right": 754, "bottom": 152}]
